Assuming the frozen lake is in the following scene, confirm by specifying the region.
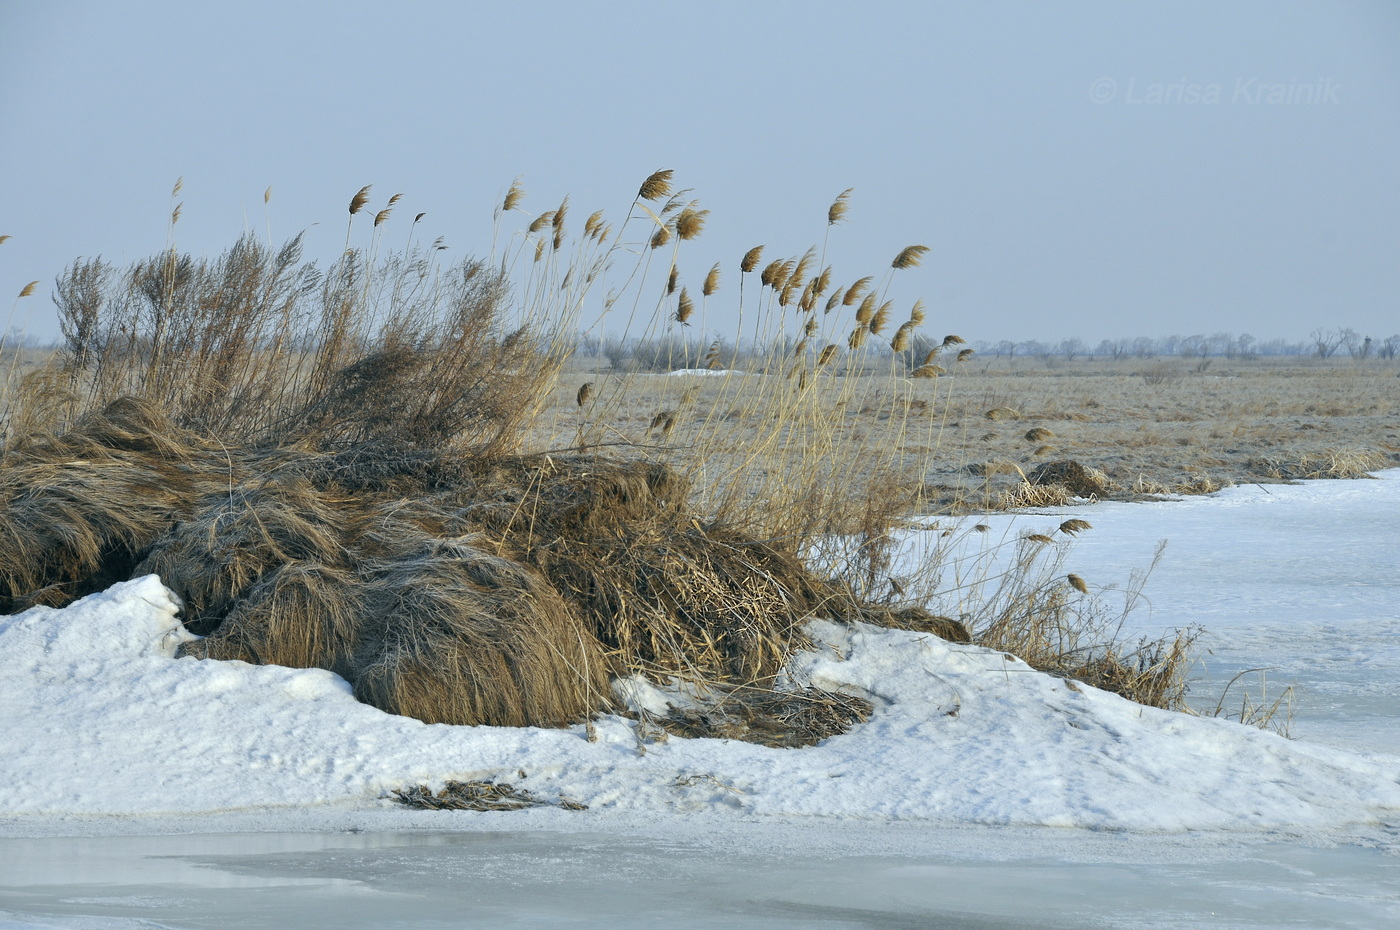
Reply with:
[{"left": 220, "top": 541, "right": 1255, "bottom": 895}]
[
  {"left": 2, "top": 471, "right": 1397, "bottom": 928},
  {"left": 3, "top": 822, "right": 1399, "bottom": 929}
]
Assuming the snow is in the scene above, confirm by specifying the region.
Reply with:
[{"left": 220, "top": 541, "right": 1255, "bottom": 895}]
[
  {"left": 2, "top": 481, "right": 1398, "bottom": 833},
  {"left": 3, "top": 470, "right": 1400, "bottom": 928}
]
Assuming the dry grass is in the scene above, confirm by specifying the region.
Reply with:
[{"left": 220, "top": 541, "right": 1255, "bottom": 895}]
[
  {"left": 11, "top": 174, "right": 1387, "bottom": 737},
  {"left": 944, "top": 537, "right": 1198, "bottom": 710},
  {"left": 1248, "top": 448, "right": 1388, "bottom": 480}
]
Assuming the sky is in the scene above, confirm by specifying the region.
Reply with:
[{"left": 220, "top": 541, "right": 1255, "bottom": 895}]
[{"left": 1, "top": 0, "right": 1397, "bottom": 346}]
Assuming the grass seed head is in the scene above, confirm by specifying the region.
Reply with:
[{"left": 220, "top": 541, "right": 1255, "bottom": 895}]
[
  {"left": 740, "top": 245, "right": 764, "bottom": 273},
  {"left": 349, "top": 185, "right": 372, "bottom": 215},
  {"left": 675, "top": 207, "right": 707, "bottom": 240},
  {"left": 854, "top": 292, "right": 877, "bottom": 325},
  {"left": 870, "top": 300, "right": 892, "bottom": 336},
  {"left": 702, "top": 262, "right": 720, "bottom": 296},
  {"left": 892, "top": 245, "right": 930, "bottom": 269},
  {"left": 502, "top": 179, "right": 525, "bottom": 212},
  {"left": 1058, "top": 519, "right": 1093, "bottom": 535},
  {"left": 828, "top": 188, "right": 853, "bottom": 225},
  {"left": 638, "top": 169, "right": 674, "bottom": 201},
  {"left": 843, "top": 276, "right": 872, "bottom": 306}
]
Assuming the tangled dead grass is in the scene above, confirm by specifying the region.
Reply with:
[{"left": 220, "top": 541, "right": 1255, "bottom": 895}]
[
  {"left": 1249, "top": 448, "right": 1388, "bottom": 481},
  {"left": 391, "top": 780, "right": 587, "bottom": 811},
  {"left": 0, "top": 398, "right": 858, "bottom": 727}
]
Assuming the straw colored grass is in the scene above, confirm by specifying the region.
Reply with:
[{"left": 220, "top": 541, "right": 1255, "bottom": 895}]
[{"left": 11, "top": 172, "right": 1326, "bottom": 737}]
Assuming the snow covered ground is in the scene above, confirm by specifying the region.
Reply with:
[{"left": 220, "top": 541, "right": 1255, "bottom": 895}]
[{"left": 1, "top": 471, "right": 1397, "bottom": 928}]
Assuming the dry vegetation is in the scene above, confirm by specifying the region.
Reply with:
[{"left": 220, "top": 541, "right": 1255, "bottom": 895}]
[
  {"left": 5, "top": 173, "right": 1385, "bottom": 744},
  {"left": 539, "top": 356, "right": 1398, "bottom": 516}
]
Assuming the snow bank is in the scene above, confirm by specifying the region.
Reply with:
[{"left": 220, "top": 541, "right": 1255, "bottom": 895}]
[{"left": 3, "top": 575, "right": 1397, "bottom": 829}]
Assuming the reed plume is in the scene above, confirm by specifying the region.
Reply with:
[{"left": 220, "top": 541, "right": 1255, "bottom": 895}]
[
  {"left": 502, "top": 179, "right": 525, "bottom": 213},
  {"left": 892, "top": 245, "right": 930, "bottom": 269},
  {"left": 702, "top": 263, "right": 720, "bottom": 297},
  {"left": 349, "top": 185, "right": 372, "bottom": 215},
  {"left": 740, "top": 246, "right": 764, "bottom": 273},
  {"left": 828, "top": 188, "right": 853, "bottom": 225},
  {"left": 675, "top": 207, "right": 707, "bottom": 240},
  {"left": 638, "top": 169, "right": 674, "bottom": 201},
  {"left": 843, "top": 276, "right": 871, "bottom": 306}
]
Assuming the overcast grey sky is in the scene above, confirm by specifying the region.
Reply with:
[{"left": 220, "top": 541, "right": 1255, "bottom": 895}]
[{"left": 1, "top": 0, "right": 1397, "bottom": 345}]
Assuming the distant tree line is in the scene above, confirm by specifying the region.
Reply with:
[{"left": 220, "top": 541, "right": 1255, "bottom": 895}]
[{"left": 974, "top": 328, "right": 1400, "bottom": 363}]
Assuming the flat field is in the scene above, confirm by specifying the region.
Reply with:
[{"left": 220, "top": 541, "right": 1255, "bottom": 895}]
[{"left": 540, "top": 355, "right": 1400, "bottom": 513}]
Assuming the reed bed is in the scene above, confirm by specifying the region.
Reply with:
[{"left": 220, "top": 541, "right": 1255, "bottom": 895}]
[{"left": 0, "top": 174, "right": 1209, "bottom": 737}]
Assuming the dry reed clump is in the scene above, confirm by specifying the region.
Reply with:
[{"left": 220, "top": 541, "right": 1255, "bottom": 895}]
[
  {"left": 351, "top": 536, "right": 609, "bottom": 728},
  {"left": 3, "top": 173, "right": 1239, "bottom": 741},
  {"left": 439, "top": 455, "right": 826, "bottom": 686},
  {"left": 0, "top": 398, "right": 204, "bottom": 612},
  {"left": 1027, "top": 460, "right": 1111, "bottom": 498},
  {"left": 0, "top": 397, "right": 843, "bottom": 729},
  {"left": 996, "top": 481, "right": 1073, "bottom": 510},
  {"left": 1248, "top": 448, "right": 1389, "bottom": 481}
]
